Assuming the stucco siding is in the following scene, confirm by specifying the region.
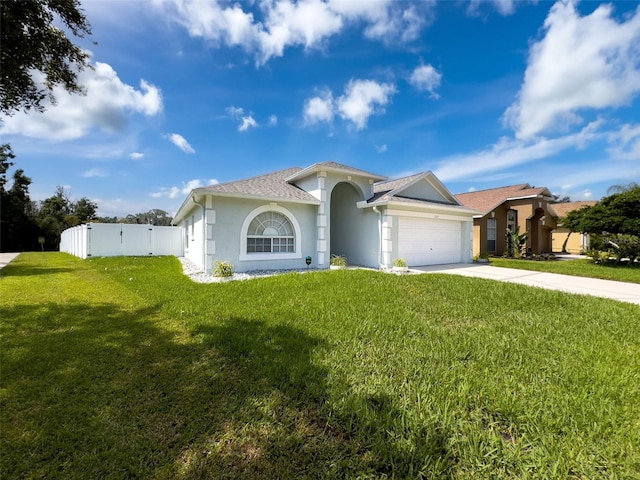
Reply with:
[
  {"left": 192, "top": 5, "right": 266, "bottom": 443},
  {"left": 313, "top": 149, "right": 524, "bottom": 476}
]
[{"left": 206, "top": 196, "right": 317, "bottom": 273}]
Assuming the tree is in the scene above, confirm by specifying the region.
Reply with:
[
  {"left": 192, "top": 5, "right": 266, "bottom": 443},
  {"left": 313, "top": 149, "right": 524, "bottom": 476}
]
[
  {"left": 123, "top": 209, "right": 173, "bottom": 226},
  {"left": 0, "top": 0, "right": 92, "bottom": 115},
  {"left": 72, "top": 197, "right": 98, "bottom": 224},
  {"left": 566, "top": 187, "right": 640, "bottom": 263},
  {"left": 0, "top": 144, "right": 38, "bottom": 251},
  {"left": 35, "top": 185, "right": 73, "bottom": 250},
  {"left": 606, "top": 182, "right": 640, "bottom": 195},
  {"left": 567, "top": 188, "right": 640, "bottom": 237}
]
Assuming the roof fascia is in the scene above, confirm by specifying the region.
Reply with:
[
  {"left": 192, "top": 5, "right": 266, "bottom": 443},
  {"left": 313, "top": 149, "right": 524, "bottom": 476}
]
[
  {"left": 192, "top": 188, "right": 320, "bottom": 205},
  {"left": 172, "top": 191, "right": 195, "bottom": 225},
  {"left": 173, "top": 188, "right": 320, "bottom": 225},
  {"left": 359, "top": 198, "right": 479, "bottom": 216}
]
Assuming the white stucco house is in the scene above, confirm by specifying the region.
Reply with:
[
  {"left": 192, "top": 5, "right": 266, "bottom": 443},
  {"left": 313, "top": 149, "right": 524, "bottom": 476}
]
[{"left": 172, "top": 162, "right": 478, "bottom": 273}]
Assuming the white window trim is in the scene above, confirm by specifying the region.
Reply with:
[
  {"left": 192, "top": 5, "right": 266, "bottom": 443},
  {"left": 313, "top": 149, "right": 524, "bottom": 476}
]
[{"left": 239, "top": 205, "right": 302, "bottom": 261}]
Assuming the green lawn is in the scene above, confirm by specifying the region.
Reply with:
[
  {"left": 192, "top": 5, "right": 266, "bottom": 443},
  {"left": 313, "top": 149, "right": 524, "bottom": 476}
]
[
  {"left": 2, "top": 253, "right": 639, "bottom": 479},
  {"left": 489, "top": 257, "right": 640, "bottom": 284}
]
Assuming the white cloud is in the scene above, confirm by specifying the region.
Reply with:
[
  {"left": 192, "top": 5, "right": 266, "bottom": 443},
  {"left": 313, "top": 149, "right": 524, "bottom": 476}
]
[
  {"left": 0, "top": 62, "right": 163, "bottom": 141},
  {"left": 226, "top": 105, "right": 245, "bottom": 118},
  {"left": 303, "top": 89, "right": 335, "bottom": 125},
  {"left": 467, "top": 0, "right": 518, "bottom": 16},
  {"left": 409, "top": 64, "right": 442, "bottom": 97},
  {"left": 239, "top": 115, "right": 258, "bottom": 132},
  {"left": 337, "top": 79, "right": 396, "bottom": 130},
  {"left": 376, "top": 144, "right": 388, "bottom": 153},
  {"left": 152, "top": 178, "right": 205, "bottom": 199},
  {"left": 226, "top": 105, "right": 259, "bottom": 131},
  {"left": 83, "top": 168, "right": 109, "bottom": 178},
  {"left": 166, "top": 133, "right": 195, "bottom": 153},
  {"left": 268, "top": 115, "right": 278, "bottom": 126},
  {"left": 155, "top": 0, "right": 434, "bottom": 65},
  {"left": 129, "top": 152, "right": 145, "bottom": 160},
  {"left": 434, "top": 120, "right": 604, "bottom": 181},
  {"left": 303, "top": 79, "right": 396, "bottom": 130},
  {"left": 504, "top": 1, "right": 640, "bottom": 139},
  {"left": 607, "top": 123, "right": 640, "bottom": 160}
]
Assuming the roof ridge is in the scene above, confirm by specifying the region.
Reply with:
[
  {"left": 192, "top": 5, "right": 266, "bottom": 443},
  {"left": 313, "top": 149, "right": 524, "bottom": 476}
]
[
  {"left": 207, "top": 166, "right": 303, "bottom": 187},
  {"left": 455, "top": 183, "right": 529, "bottom": 196}
]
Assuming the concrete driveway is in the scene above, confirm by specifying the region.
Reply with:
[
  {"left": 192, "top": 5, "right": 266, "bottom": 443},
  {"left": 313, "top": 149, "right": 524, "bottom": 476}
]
[
  {"left": 0, "top": 252, "right": 21, "bottom": 269},
  {"left": 413, "top": 263, "right": 640, "bottom": 306}
]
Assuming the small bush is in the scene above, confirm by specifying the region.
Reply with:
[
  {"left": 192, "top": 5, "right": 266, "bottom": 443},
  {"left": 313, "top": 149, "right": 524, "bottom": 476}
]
[
  {"left": 587, "top": 250, "right": 613, "bottom": 264},
  {"left": 213, "top": 260, "right": 234, "bottom": 277},
  {"left": 330, "top": 254, "right": 347, "bottom": 267},
  {"left": 393, "top": 258, "right": 407, "bottom": 268}
]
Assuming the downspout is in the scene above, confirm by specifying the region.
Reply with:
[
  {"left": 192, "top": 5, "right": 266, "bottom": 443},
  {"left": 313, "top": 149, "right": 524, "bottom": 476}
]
[
  {"left": 373, "top": 206, "right": 383, "bottom": 269},
  {"left": 192, "top": 194, "right": 207, "bottom": 272}
]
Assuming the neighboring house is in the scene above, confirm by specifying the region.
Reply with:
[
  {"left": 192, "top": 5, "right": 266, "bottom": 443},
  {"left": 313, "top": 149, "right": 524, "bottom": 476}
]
[
  {"left": 550, "top": 201, "right": 598, "bottom": 254},
  {"left": 172, "top": 161, "right": 478, "bottom": 273},
  {"left": 455, "top": 184, "right": 558, "bottom": 257}
]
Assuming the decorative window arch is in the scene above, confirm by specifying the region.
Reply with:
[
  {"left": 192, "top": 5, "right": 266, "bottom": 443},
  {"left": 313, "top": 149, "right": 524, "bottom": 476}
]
[{"left": 239, "top": 205, "right": 302, "bottom": 261}]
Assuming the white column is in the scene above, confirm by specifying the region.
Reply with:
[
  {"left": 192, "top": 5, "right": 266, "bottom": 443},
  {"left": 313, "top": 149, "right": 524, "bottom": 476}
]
[
  {"left": 316, "top": 173, "right": 328, "bottom": 266},
  {"left": 381, "top": 214, "right": 392, "bottom": 267}
]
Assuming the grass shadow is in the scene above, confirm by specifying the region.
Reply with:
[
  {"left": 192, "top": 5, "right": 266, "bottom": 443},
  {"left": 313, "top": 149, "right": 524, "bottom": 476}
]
[{"left": 1, "top": 303, "right": 372, "bottom": 478}]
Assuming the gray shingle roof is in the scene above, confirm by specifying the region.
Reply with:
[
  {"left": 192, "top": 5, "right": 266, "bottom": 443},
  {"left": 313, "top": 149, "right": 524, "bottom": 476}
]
[
  {"left": 197, "top": 167, "right": 319, "bottom": 203},
  {"left": 373, "top": 172, "right": 425, "bottom": 195}
]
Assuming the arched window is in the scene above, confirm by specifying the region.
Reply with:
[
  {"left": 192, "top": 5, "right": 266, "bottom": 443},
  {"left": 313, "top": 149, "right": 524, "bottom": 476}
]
[
  {"left": 247, "top": 211, "right": 295, "bottom": 253},
  {"left": 239, "top": 205, "right": 302, "bottom": 261}
]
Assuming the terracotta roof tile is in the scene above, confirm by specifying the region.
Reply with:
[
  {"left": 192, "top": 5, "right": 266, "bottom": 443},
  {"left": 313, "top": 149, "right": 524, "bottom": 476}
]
[
  {"left": 455, "top": 184, "right": 550, "bottom": 213},
  {"left": 550, "top": 201, "right": 597, "bottom": 218}
]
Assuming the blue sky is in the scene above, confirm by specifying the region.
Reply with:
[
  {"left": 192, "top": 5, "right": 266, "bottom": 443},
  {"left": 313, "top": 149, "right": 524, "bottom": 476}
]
[{"left": 1, "top": 0, "right": 639, "bottom": 217}]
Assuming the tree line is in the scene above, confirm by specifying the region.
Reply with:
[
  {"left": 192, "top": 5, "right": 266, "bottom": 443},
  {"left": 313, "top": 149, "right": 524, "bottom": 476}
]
[
  {"left": 563, "top": 183, "right": 640, "bottom": 263},
  {"left": 1, "top": 144, "right": 173, "bottom": 252}
]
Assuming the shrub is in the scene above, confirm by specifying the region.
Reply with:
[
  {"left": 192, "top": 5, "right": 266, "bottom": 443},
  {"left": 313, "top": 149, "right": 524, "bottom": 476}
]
[
  {"left": 213, "top": 260, "right": 234, "bottom": 277},
  {"left": 506, "top": 226, "right": 527, "bottom": 258},
  {"left": 330, "top": 254, "right": 347, "bottom": 267},
  {"left": 392, "top": 258, "right": 407, "bottom": 268}
]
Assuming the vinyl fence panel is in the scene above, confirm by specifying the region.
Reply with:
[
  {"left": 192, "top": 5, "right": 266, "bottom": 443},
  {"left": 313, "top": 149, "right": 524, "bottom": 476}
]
[{"left": 61, "top": 223, "right": 183, "bottom": 259}]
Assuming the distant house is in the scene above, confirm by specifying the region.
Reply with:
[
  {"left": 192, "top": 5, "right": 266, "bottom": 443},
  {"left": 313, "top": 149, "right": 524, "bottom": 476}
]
[
  {"left": 455, "top": 184, "right": 558, "bottom": 257},
  {"left": 172, "top": 162, "right": 477, "bottom": 273},
  {"left": 550, "top": 201, "right": 598, "bottom": 254}
]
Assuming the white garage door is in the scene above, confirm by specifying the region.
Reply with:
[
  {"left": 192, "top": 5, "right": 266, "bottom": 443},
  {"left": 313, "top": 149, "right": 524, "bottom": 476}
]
[{"left": 398, "top": 217, "right": 462, "bottom": 266}]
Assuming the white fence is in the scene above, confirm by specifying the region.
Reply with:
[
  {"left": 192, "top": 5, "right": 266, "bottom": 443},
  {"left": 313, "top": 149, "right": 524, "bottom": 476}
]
[{"left": 60, "top": 223, "right": 183, "bottom": 259}]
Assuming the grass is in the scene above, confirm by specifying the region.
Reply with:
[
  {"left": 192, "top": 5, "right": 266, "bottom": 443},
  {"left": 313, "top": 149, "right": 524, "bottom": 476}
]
[
  {"left": 2, "top": 253, "right": 639, "bottom": 479},
  {"left": 489, "top": 257, "right": 640, "bottom": 284}
]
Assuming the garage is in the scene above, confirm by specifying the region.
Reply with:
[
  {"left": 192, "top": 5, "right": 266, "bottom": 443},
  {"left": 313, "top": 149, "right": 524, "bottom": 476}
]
[{"left": 398, "top": 217, "right": 463, "bottom": 266}]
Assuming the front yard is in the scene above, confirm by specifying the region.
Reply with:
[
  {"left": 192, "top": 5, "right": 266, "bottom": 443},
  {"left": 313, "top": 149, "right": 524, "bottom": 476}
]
[
  {"left": 1, "top": 253, "right": 639, "bottom": 478},
  {"left": 490, "top": 257, "right": 640, "bottom": 284}
]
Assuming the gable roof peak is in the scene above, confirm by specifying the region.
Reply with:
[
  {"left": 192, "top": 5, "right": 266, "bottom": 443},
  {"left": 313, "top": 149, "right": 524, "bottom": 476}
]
[{"left": 285, "top": 161, "right": 387, "bottom": 182}]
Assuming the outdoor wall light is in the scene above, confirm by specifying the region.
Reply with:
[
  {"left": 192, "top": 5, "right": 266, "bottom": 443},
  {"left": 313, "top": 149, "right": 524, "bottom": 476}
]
[{"left": 305, "top": 256, "right": 312, "bottom": 269}]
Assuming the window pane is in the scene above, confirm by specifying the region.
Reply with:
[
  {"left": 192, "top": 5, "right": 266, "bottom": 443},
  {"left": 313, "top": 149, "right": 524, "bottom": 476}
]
[
  {"left": 247, "top": 237, "right": 271, "bottom": 253},
  {"left": 487, "top": 219, "right": 497, "bottom": 252},
  {"left": 246, "top": 211, "right": 295, "bottom": 254}
]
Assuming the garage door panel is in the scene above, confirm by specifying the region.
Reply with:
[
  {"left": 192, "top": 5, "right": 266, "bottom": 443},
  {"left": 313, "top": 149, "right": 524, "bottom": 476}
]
[{"left": 398, "top": 217, "right": 462, "bottom": 266}]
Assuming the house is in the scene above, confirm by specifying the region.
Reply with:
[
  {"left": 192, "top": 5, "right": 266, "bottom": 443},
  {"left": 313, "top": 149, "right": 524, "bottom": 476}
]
[
  {"left": 455, "top": 184, "right": 558, "bottom": 257},
  {"left": 172, "top": 162, "right": 478, "bottom": 273},
  {"left": 550, "top": 201, "right": 597, "bottom": 254}
]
